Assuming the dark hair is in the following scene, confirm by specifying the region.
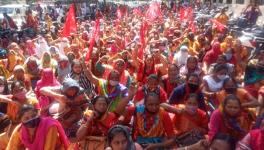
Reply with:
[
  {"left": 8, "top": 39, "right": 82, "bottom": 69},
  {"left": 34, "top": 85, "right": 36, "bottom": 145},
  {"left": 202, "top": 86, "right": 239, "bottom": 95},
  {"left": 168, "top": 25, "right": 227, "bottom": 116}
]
[
  {"left": 222, "top": 94, "right": 241, "bottom": 109},
  {"left": 187, "top": 93, "right": 198, "bottom": 101},
  {"left": 0, "top": 76, "right": 9, "bottom": 95},
  {"left": 186, "top": 73, "right": 200, "bottom": 83},
  {"left": 0, "top": 113, "right": 11, "bottom": 133},
  {"left": 18, "top": 104, "right": 38, "bottom": 120},
  {"left": 147, "top": 74, "right": 159, "bottom": 81},
  {"left": 168, "top": 63, "right": 179, "bottom": 70},
  {"left": 107, "top": 125, "right": 134, "bottom": 149},
  {"left": 213, "top": 63, "right": 228, "bottom": 73},
  {"left": 71, "top": 59, "right": 81, "bottom": 69},
  {"left": 187, "top": 56, "right": 198, "bottom": 64},
  {"left": 218, "top": 55, "right": 227, "bottom": 61},
  {"left": 145, "top": 92, "right": 160, "bottom": 104},
  {"left": 91, "top": 95, "right": 109, "bottom": 105},
  {"left": 212, "top": 133, "right": 236, "bottom": 150},
  {"left": 223, "top": 77, "right": 237, "bottom": 88},
  {"left": 11, "top": 81, "right": 25, "bottom": 91}
]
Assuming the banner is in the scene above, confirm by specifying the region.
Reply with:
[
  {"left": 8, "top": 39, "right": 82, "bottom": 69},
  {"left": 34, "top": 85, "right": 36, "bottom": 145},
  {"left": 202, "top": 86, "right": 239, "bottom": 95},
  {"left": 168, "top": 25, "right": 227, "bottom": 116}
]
[{"left": 62, "top": 4, "right": 77, "bottom": 37}]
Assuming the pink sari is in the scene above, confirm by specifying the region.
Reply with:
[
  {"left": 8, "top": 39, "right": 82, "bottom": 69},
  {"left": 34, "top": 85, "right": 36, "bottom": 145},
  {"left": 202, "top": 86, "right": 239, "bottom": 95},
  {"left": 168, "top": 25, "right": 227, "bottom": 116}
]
[
  {"left": 35, "top": 68, "right": 60, "bottom": 110},
  {"left": 21, "top": 117, "right": 69, "bottom": 150}
]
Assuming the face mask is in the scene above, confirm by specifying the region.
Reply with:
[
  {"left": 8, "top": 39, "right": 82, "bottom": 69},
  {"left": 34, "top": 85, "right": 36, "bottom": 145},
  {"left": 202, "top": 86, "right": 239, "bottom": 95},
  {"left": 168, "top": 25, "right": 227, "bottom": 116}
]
[
  {"left": 217, "top": 75, "right": 227, "bottom": 81},
  {"left": 0, "top": 86, "right": 5, "bottom": 93},
  {"left": 185, "top": 105, "right": 198, "bottom": 115},
  {"left": 109, "top": 80, "right": 119, "bottom": 86},
  {"left": 188, "top": 83, "right": 199, "bottom": 91},
  {"left": 23, "top": 117, "right": 41, "bottom": 128}
]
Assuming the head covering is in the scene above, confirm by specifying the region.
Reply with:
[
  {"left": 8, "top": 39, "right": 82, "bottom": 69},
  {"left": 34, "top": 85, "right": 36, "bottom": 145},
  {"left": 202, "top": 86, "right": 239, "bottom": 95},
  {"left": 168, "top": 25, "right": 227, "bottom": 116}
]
[
  {"left": 173, "top": 46, "right": 189, "bottom": 67},
  {"left": 61, "top": 78, "right": 81, "bottom": 94},
  {"left": 35, "top": 38, "right": 49, "bottom": 58},
  {"left": 203, "top": 42, "right": 222, "bottom": 65}
]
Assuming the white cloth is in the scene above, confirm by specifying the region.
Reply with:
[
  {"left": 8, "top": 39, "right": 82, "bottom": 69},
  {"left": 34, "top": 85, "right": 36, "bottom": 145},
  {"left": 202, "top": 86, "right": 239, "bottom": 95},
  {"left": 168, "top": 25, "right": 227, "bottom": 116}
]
[{"left": 203, "top": 75, "right": 225, "bottom": 92}]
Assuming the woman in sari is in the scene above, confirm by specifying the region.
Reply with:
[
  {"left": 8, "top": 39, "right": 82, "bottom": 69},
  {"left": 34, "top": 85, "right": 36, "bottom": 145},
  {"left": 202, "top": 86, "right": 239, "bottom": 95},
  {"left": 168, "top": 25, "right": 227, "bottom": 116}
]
[
  {"left": 76, "top": 96, "right": 119, "bottom": 150},
  {"left": 180, "top": 56, "right": 203, "bottom": 80},
  {"left": 137, "top": 54, "right": 157, "bottom": 85},
  {"left": 6, "top": 104, "right": 69, "bottom": 150},
  {"left": 202, "top": 42, "right": 222, "bottom": 74},
  {"left": 208, "top": 95, "right": 249, "bottom": 141},
  {"left": 8, "top": 65, "right": 31, "bottom": 91},
  {"left": 40, "top": 51, "right": 57, "bottom": 71},
  {"left": 172, "top": 94, "right": 208, "bottom": 136},
  {"left": 237, "top": 118, "right": 264, "bottom": 150},
  {"left": 0, "top": 81, "right": 39, "bottom": 122},
  {"left": 35, "top": 68, "right": 60, "bottom": 115}
]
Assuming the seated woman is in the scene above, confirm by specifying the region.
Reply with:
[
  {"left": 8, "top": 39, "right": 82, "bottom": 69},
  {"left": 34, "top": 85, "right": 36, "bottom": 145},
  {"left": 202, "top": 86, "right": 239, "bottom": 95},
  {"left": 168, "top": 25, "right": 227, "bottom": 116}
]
[
  {"left": 66, "top": 59, "right": 95, "bottom": 98},
  {"left": 96, "top": 58, "right": 133, "bottom": 88},
  {"left": 208, "top": 95, "right": 249, "bottom": 141},
  {"left": 117, "top": 92, "right": 176, "bottom": 149},
  {"left": 0, "top": 81, "right": 39, "bottom": 122},
  {"left": 237, "top": 118, "right": 264, "bottom": 150},
  {"left": 134, "top": 74, "right": 168, "bottom": 105},
  {"left": 160, "top": 63, "right": 184, "bottom": 97},
  {"left": 106, "top": 125, "right": 143, "bottom": 150},
  {"left": 169, "top": 73, "right": 206, "bottom": 111},
  {"left": 7, "top": 65, "right": 32, "bottom": 91},
  {"left": 76, "top": 96, "right": 118, "bottom": 150},
  {"left": 180, "top": 56, "right": 203, "bottom": 80},
  {"left": 35, "top": 68, "right": 60, "bottom": 115},
  {"left": 203, "top": 64, "right": 229, "bottom": 100},
  {"left": 172, "top": 94, "right": 208, "bottom": 136},
  {"left": 77, "top": 94, "right": 134, "bottom": 149},
  {"left": 6, "top": 104, "right": 69, "bottom": 150}
]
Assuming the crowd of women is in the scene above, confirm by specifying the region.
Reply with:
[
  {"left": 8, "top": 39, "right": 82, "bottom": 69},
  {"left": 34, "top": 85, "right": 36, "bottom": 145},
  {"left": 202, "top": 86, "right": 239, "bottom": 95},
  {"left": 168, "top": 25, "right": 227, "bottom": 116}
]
[{"left": 0, "top": 1, "right": 263, "bottom": 150}]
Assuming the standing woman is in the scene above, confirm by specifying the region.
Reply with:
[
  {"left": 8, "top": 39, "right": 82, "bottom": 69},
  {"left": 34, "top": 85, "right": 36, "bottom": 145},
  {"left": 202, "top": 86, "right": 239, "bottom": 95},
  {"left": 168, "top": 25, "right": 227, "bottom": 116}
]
[{"left": 6, "top": 104, "right": 69, "bottom": 150}]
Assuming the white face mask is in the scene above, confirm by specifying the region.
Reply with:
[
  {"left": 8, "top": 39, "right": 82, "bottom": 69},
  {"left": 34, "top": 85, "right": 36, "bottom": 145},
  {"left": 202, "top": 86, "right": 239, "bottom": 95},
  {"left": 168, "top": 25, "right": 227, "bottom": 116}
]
[
  {"left": 109, "top": 80, "right": 119, "bottom": 86},
  {"left": 217, "top": 75, "right": 227, "bottom": 81},
  {"left": 0, "top": 86, "right": 5, "bottom": 93}
]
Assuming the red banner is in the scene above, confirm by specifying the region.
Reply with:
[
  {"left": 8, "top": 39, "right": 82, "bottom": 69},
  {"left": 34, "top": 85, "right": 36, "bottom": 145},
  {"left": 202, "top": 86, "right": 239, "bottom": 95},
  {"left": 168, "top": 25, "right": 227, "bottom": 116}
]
[
  {"left": 85, "top": 19, "right": 100, "bottom": 61},
  {"left": 62, "top": 4, "right": 77, "bottom": 37}
]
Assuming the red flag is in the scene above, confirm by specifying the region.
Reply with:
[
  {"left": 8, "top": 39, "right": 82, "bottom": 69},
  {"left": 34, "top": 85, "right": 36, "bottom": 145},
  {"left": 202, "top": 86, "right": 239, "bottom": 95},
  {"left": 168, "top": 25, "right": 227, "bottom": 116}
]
[
  {"left": 62, "top": 4, "right": 77, "bottom": 37},
  {"left": 138, "top": 21, "right": 148, "bottom": 60},
  {"left": 85, "top": 19, "right": 100, "bottom": 61},
  {"left": 210, "top": 19, "right": 226, "bottom": 32},
  {"left": 145, "top": 2, "right": 163, "bottom": 22}
]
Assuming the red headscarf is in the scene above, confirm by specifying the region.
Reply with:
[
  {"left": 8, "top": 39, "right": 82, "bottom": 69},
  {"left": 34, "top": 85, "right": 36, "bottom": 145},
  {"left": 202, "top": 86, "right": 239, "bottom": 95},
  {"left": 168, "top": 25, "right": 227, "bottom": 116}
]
[{"left": 203, "top": 42, "right": 222, "bottom": 65}]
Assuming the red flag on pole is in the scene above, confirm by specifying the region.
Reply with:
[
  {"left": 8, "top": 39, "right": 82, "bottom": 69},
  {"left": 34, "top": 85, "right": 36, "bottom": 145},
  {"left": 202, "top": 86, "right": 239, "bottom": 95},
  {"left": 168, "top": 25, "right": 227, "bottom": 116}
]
[
  {"left": 85, "top": 19, "right": 100, "bottom": 61},
  {"left": 62, "top": 4, "right": 77, "bottom": 37}
]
